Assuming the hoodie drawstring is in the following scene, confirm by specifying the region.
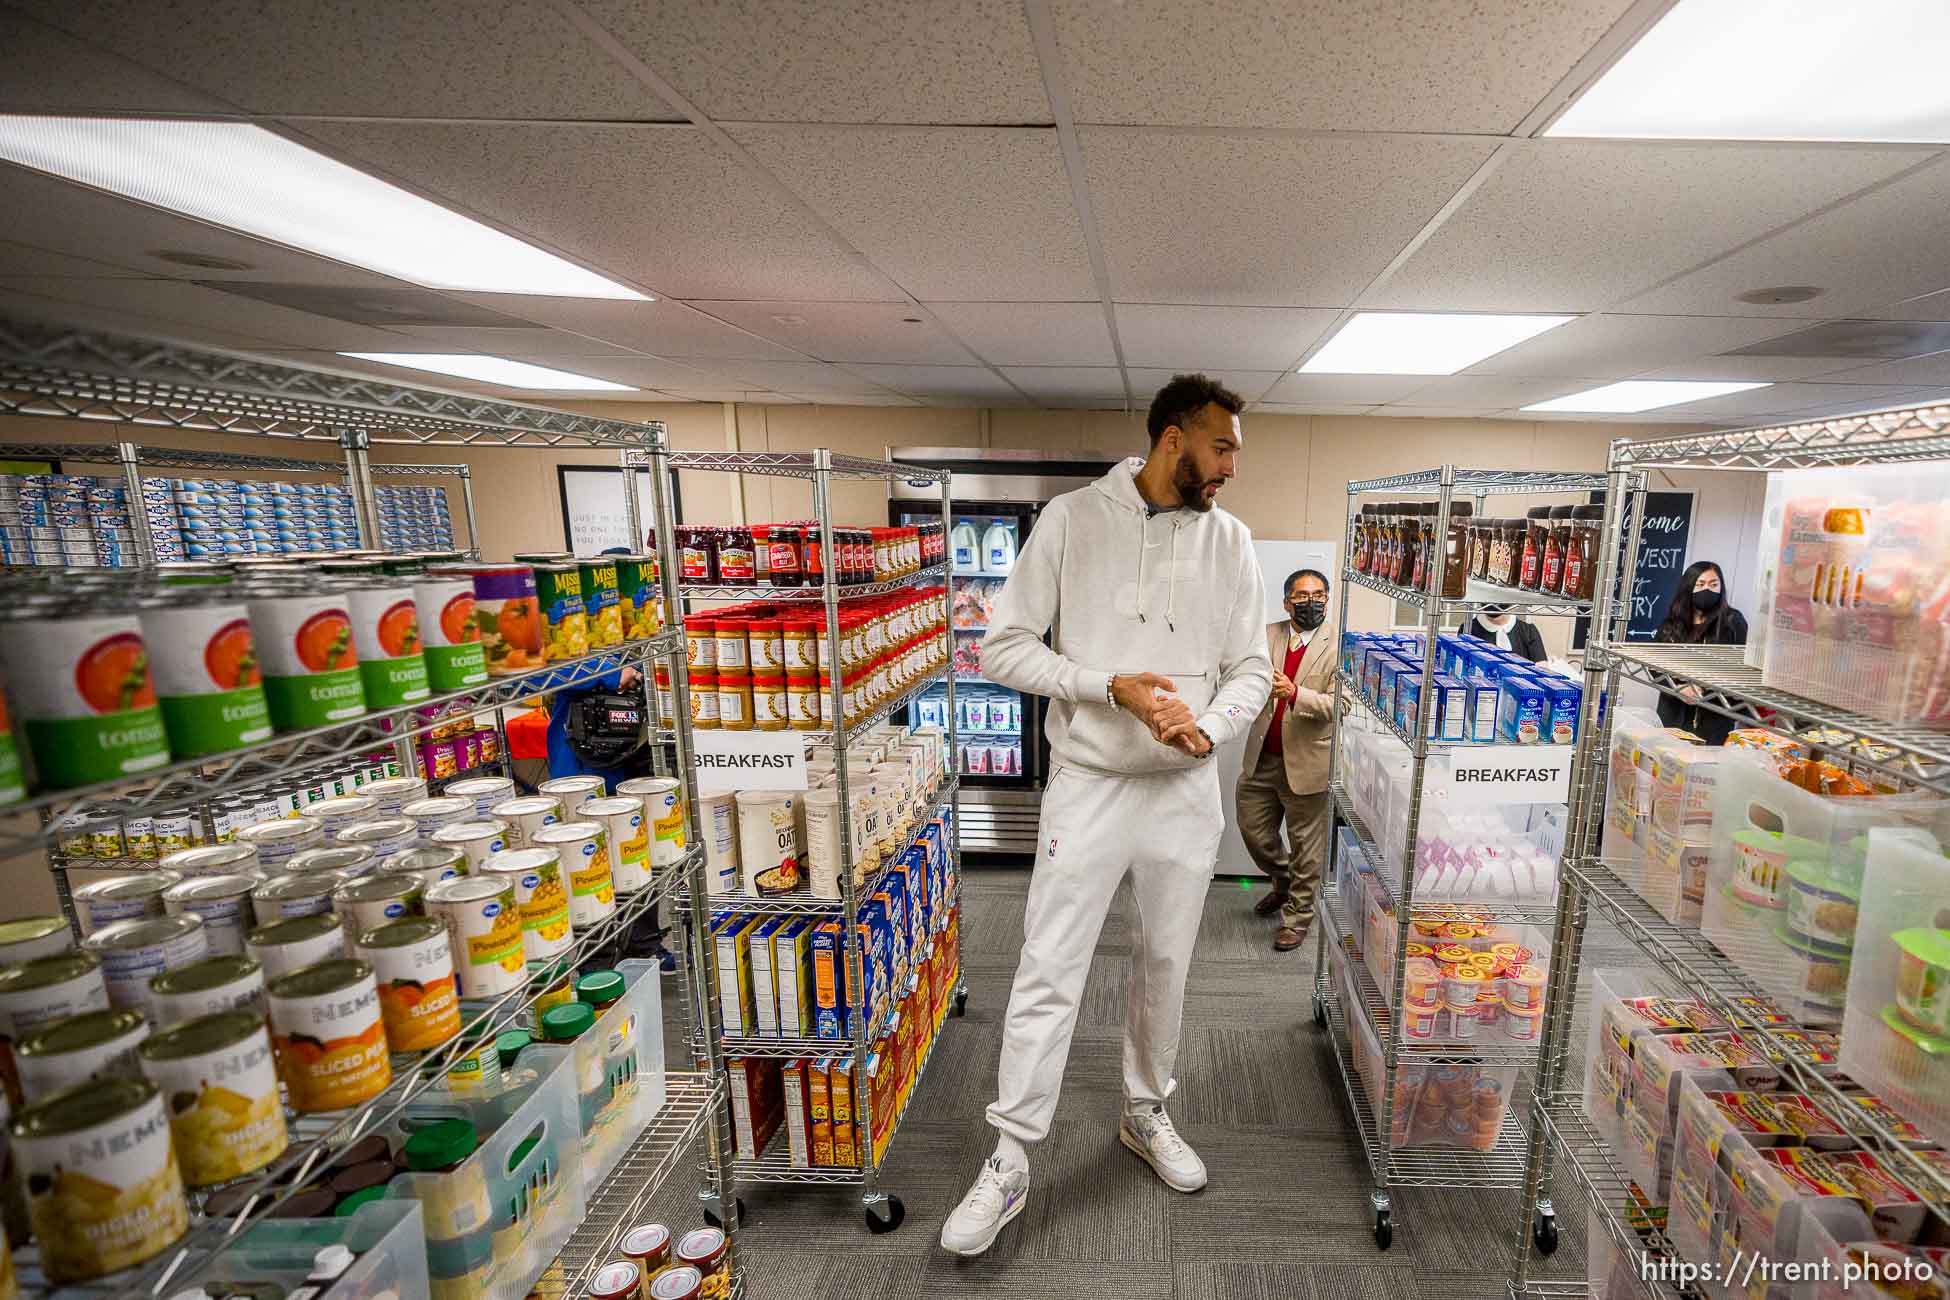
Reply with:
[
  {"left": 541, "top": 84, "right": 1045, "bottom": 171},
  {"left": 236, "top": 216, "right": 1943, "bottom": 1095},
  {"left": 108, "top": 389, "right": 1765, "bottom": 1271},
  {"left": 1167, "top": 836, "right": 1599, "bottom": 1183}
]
[
  {"left": 1165, "top": 522, "right": 1179, "bottom": 632},
  {"left": 1135, "top": 509, "right": 1147, "bottom": 624}
]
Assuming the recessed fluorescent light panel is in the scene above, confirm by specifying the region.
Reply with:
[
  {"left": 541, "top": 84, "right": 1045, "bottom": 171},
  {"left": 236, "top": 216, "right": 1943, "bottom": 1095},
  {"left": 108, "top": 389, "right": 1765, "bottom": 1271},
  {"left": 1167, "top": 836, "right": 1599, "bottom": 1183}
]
[
  {"left": 0, "top": 117, "right": 647, "bottom": 299},
  {"left": 1523, "top": 380, "right": 1771, "bottom": 413},
  {"left": 340, "top": 353, "right": 635, "bottom": 392},
  {"left": 1549, "top": 0, "right": 1950, "bottom": 142},
  {"left": 1299, "top": 312, "right": 1574, "bottom": 375}
]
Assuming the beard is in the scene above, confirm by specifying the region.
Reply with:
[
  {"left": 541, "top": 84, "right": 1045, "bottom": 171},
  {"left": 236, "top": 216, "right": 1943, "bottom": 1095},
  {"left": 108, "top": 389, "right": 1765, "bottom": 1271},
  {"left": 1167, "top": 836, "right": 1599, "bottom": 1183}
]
[{"left": 1173, "top": 457, "right": 1221, "bottom": 512}]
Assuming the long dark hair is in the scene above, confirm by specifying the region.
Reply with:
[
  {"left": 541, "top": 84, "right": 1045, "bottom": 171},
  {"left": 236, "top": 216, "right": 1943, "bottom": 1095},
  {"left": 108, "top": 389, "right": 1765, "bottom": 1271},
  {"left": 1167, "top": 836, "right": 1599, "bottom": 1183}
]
[{"left": 1656, "top": 560, "right": 1731, "bottom": 643}]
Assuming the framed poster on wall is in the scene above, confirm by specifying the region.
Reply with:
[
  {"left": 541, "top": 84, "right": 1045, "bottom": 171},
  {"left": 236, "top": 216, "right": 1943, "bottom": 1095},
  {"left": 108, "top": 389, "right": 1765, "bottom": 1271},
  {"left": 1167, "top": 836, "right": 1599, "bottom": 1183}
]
[{"left": 556, "top": 466, "right": 684, "bottom": 557}]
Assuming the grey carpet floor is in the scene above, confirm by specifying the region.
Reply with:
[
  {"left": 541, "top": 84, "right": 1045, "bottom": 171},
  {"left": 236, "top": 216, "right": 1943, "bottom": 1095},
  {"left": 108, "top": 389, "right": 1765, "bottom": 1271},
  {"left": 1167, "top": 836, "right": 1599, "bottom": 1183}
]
[{"left": 645, "top": 865, "right": 1635, "bottom": 1299}]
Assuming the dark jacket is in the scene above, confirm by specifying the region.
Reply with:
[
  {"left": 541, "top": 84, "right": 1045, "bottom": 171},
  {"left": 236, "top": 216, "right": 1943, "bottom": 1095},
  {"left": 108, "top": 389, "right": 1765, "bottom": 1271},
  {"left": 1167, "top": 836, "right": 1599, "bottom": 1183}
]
[
  {"left": 1461, "top": 616, "right": 1548, "bottom": 664},
  {"left": 1653, "top": 607, "right": 1749, "bottom": 745}
]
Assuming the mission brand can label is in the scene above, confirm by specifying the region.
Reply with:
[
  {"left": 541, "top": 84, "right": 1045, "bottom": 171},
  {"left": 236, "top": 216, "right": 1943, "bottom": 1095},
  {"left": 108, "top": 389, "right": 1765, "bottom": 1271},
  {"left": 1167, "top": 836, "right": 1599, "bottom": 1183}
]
[{"left": 580, "top": 558, "right": 622, "bottom": 648}]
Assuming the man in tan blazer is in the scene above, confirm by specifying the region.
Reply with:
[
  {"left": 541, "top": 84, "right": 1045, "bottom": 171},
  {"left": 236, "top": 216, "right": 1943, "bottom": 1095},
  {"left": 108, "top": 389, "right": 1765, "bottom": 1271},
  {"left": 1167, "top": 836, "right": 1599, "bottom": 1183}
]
[{"left": 1236, "top": 569, "right": 1336, "bottom": 951}]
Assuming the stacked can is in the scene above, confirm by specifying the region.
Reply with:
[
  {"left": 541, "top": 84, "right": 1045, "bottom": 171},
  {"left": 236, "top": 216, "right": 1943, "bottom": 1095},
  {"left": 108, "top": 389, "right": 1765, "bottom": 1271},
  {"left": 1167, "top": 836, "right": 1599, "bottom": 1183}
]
[{"left": 374, "top": 485, "right": 454, "bottom": 552}]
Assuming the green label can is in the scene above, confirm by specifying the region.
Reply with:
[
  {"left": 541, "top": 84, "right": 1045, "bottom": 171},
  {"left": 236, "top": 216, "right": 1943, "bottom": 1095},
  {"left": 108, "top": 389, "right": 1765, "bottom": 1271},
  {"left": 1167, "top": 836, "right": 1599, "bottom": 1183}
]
[
  {"left": 615, "top": 554, "right": 662, "bottom": 641},
  {"left": 0, "top": 612, "right": 169, "bottom": 788},
  {"left": 347, "top": 586, "right": 429, "bottom": 708},
  {"left": 535, "top": 564, "right": 588, "bottom": 662},
  {"left": 579, "top": 559, "right": 622, "bottom": 649},
  {"left": 412, "top": 571, "right": 487, "bottom": 690},
  {"left": 140, "top": 601, "right": 273, "bottom": 757},
  {"left": 0, "top": 693, "right": 25, "bottom": 807},
  {"left": 248, "top": 594, "right": 365, "bottom": 729}
]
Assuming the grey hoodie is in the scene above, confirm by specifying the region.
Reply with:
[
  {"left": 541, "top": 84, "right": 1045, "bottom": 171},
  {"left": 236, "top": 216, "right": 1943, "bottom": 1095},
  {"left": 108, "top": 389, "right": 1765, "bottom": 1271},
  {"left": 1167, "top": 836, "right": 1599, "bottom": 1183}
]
[{"left": 981, "top": 457, "right": 1273, "bottom": 778}]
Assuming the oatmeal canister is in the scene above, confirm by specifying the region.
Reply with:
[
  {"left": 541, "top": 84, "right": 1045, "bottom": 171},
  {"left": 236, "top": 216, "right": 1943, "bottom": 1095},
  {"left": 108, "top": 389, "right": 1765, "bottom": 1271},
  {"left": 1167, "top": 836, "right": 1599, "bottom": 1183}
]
[
  {"left": 358, "top": 917, "right": 461, "bottom": 1053},
  {"left": 148, "top": 954, "right": 264, "bottom": 1024},
  {"left": 83, "top": 915, "right": 208, "bottom": 1012},
  {"left": 345, "top": 582, "right": 430, "bottom": 708},
  {"left": 426, "top": 875, "right": 525, "bottom": 999},
  {"left": 534, "top": 821, "right": 614, "bottom": 929},
  {"left": 267, "top": 958, "right": 391, "bottom": 1113},
  {"left": 580, "top": 558, "right": 623, "bottom": 648},
  {"left": 0, "top": 606, "right": 168, "bottom": 788},
  {"left": 469, "top": 565, "right": 543, "bottom": 676},
  {"left": 163, "top": 873, "right": 259, "bottom": 957},
  {"left": 12, "top": 1076, "right": 189, "bottom": 1283},
  {"left": 74, "top": 872, "right": 180, "bottom": 935},
  {"left": 14, "top": 1007, "right": 150, "bottom": 1101},
  {"left": 245, "top": 913, "right": 347, "bottom": 980},
  {"left": 137, "top": 1009, "right": 284, "bottom": 1187},
  {"left": 246, "top": 591, "right": 364, "bottom": 729},
  {"left": 481, "top": 847, "right": 573, "bottom": 961},
  {"left": 581, "top": 795, "right": 650, "bottom": 895},
  {"left": 413, "top": 568, "right": 488, "bottom": 690},
  {"left": 137, "top": 596, "right": 273, "bottom": 757}
]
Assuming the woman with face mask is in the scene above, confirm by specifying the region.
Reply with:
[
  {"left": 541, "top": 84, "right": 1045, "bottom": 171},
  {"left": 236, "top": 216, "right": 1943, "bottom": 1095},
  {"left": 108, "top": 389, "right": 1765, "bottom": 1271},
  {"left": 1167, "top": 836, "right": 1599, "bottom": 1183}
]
[
  {"left": 1652, "top": 559, "right": 1748, "bottom": 744},
  {"left": 1462, "top": 604, "right": 1546, "bottom": 663}
]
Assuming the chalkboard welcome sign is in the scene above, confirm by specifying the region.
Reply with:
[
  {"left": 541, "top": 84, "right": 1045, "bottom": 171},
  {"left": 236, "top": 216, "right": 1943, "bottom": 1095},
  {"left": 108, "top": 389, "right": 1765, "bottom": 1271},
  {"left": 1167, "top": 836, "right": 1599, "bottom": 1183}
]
[{"left": 1624, "top": 490, "right": 1695, "bottom": 640}]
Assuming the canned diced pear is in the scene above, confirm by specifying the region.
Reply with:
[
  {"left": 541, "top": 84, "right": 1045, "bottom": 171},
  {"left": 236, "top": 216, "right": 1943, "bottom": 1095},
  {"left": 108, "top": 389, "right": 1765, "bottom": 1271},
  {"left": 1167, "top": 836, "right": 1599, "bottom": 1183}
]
[{"left": 138, "top": 1009, "right": 284, "bottom": 1186}]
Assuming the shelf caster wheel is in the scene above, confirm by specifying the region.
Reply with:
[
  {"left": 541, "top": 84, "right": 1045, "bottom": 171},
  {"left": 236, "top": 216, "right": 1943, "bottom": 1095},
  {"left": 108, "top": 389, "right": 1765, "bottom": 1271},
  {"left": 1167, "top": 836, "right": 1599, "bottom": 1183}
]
[
  {"left": 703, "top": 1198, "right": 746, "bottom": 1229},
  {"left": 1312, "top": 990, "right": 1327, "bottom": 1028},
  {"left": 1373, "top": 1208, "right": 1393, "bottom": 1250},
  {"left": 953, "top": 990, "right": 968, "bottom": 1017},
  {"left": 865, "top": 1195, "right": 905, "bottom": 1234},
  {"left": 1533, "top": 1209, "right": 1558, "bottom": 1256}
]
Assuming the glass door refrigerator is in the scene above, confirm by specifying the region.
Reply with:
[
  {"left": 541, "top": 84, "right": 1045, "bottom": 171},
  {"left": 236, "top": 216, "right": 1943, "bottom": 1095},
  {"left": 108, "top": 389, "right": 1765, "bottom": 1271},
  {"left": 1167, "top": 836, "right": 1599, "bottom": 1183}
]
[{"left": 890, "top": 447, "right": 1120, "bottom": 856}]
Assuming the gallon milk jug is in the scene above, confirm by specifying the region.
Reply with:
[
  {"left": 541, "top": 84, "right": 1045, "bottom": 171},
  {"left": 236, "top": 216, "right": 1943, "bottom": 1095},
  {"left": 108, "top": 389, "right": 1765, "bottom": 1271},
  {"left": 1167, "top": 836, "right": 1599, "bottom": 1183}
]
[
  {"left": 950, "top": 520, "right": 980, "bottom": 572},
  {"left": 983, "top": 521, "right": 1017, "bottom": 576}
]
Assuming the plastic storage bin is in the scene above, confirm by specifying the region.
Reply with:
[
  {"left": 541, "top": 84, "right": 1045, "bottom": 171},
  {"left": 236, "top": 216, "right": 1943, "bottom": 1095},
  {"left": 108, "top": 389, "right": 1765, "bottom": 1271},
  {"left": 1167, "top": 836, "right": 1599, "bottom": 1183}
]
[
  {"left": 1584, "top": 966, "right": 1727, "bottom": 1164},
  {"left": 1838, "top": 826, "right": 1950, "bottom": 1148},
  {"left": 385, "top": 1041, "right": 584, "bottom": 1300},
  {"left": 577, "top": 958, "right": 668, "bottom": 1196},
  {"left": 193, "top": 1198, "right": 430, "bottom": 1299}
]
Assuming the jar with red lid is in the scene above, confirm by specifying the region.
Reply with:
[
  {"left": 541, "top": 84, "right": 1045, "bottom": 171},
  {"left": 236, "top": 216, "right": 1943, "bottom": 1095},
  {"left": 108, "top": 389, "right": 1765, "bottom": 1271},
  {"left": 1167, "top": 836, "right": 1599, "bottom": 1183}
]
[
  {"left": 684, "top": 618, "right": 716, "bottom": 671},
  {"left": 712, "top": 618, "right": 750, "bottom": 674},
  {"left": 717, "top": 527, "right": 756, "bottom": 586},
  {"left": 751, "top": 525, "right": 772, "bottom": 585},
  {"left": 1517, "top": 507, "right": 1552, "bottom": 590},
  {"left": 1538, "top": 505, "right": 1575, "bottom": 594},
  {"left": 803, "top": 528, "right": 825, "bottom": 586},
  {"left": 690, "top": 670, "right": 720, "bottom": 730},
  {"left": 767, "top": 525, "right": 802, "bottom": 587},
  {"left": 747, "top": 618, "right": 785, "bottom": 673}
]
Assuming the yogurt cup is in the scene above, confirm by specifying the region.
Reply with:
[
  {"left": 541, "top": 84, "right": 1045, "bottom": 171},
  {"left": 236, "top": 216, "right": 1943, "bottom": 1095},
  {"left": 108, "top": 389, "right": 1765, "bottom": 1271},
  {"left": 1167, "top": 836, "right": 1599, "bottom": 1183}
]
[
  {"left": 1503, "top": 963, "right": 1547, "bottom": 1011},
  {"left": 1783, "top": 860, "right": 1862, "bottom": 953},
  {"left": 1893, "top": 927, "right": 1950, "bottom": 1038}
]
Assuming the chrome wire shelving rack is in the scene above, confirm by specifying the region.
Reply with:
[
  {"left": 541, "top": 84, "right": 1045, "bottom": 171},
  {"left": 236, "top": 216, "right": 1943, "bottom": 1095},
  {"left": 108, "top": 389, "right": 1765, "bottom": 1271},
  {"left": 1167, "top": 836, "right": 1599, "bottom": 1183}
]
[
  {"left": 1509, "top": 402, "right": 1950, "bottom": 1300},
  {"left": 649, "top": 446, "right": 966, "bottom": 1234},
  {"left": 1313, "top": 464, "right": 1615, "bottom": 1253},
  {"left": 0, "top": 313, "right": 744, "bottom": 1299}
]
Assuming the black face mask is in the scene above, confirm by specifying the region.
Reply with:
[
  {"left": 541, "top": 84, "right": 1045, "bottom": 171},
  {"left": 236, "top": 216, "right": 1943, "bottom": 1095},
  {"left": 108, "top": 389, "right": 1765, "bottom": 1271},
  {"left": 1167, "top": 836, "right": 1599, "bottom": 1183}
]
[
  {"left": 1292, "top": 600, "right": 1326, "bottom": 631},
  {"left": 1692, "top": 588, "right": 1722, "bottom": 613}
]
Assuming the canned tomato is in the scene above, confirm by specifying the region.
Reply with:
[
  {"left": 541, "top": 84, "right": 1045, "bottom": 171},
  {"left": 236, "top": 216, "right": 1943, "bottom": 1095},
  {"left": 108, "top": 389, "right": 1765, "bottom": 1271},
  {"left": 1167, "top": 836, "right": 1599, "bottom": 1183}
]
[
  {"left": 285, "top": 844, "right": 377, "bottom": 882},
  {"left": 533, "top": 822, "right": 614, "bottom": 929},
  {"left": 335, "top": 871, "right": 424, "bottom": 934},
  {"left": 481, "top": 848, "right": 572, "bottom": 961},
  {"left": 402, "top": 794, "right": 473, "bottom": 837},
  {"left": 334, "top": 816, "right": 417, "bottom": 859},
  {"left": 358, "top": 917, "right": 460, "bottom": 1053},
  {"left": 489, "top": 795, "right": 562, "bottom": 849},
  {"left": 162, "top": 874, "right": 259, "bottom": 957},
  {"left": 413, "top": 569, "right": 488, "bottom": 690},
  {"left": 235, "top": 815, "right": 324, "bottom": 870},
  {"left": 246, "top": 591, "right": 365, "bottom": 728},
  {"left": 0, "top": 917, "right": 71, "bottom": 965},
  {"left": 0, "top": 691, "right": 23, "bottom": 807},
  {"left": 580, "top": 558, "right": 622, "bottom": 649},
  {"left": 82, "top": 915, "right": 208, "bottom": 1012},
  {"left": 159, "top": 842, "right": 259, "bottom": 879},
  {"left": 136, "top": 596, "right": 272, "bottom": 757},
  {"left": 137, "top": 1009, "right": 285, "bottom": 1186},
  {"left": 581, "top": 796, "right": 650, "bottom": 894},
  {"left": 15, "top": 1007, "right": 150, "bottom": 1100},
  {"left": 0, "top": 953, "right": 109, "bottom": 1103},
  {"left": 148, "top": 954, "right": 263, "bottom": 1024},
  {"left": 73, "top": 872, "right": 180, "bottom": 935},
  {"left": 345, "top": 583, "right": 430, "bottom": 708},
  {"left": 379, "top": 843, "right": 466, "bottom": 888},
  {"left": 425, "top": 875, "right": 524, "bottom": 999},
  {"left": 0, "top": 608, "right": 168, "bottom": 788},
  {"left": 618, "top": 775, "right": 687, "bottom": 869},
  {"left": 470, "top": 566, "right": 542, "bottom": 676},
  {"left": 361, "top": 774, "right": 429, "bottom": 816},
  {"left": 616, "top": 554, "right": 662, "bottom": 640},
  {"left": 537, "top": 773, "right": 605, "bottom": 814},
  {"left": 12, "top": 1075, "right": 189, "bottom": 1282},
  {"left": 267, "top": 958, "right": 391, "bottom": 1113},
  {"left": 431, "top": 819, "right": 508, "bottom": 871},
  {"left": 447, "top": 775, "right": 515, "bottom": 817},
  {"left": 245, "top": 913, "right": 346, "bottom": 979},
  {"left": 534, "top": 563, "right": 588, "bottom": 662}
]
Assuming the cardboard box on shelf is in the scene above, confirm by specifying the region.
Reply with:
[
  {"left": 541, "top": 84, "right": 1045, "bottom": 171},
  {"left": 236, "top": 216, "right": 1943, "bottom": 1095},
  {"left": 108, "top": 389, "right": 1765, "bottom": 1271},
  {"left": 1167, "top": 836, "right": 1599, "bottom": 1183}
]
[
  {"left": 831, "top": 1055, "right": 858, "bottom": 1167},
  {"left": 781, "top": 1059, "right": 812, "bottom": 1169},
  {"left": 809, "top": 1057, "right": 833, "bottom": 1167},
  {"left": 728, "top": 1056, "right": 784, "bottom": 1159},
  {"left": 773, "top": 918, "right": 812, "bottom": 1038}
]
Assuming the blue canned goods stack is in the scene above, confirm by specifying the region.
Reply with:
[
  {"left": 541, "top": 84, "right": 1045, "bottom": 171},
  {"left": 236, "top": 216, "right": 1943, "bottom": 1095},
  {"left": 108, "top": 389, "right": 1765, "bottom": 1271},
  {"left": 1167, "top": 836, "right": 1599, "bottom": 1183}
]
[
  {"left": 264, "top": 481, "right": 360, "bottom": 553},
  {"left": 374, "top": 484, "right": 454, "bottom": 552}
]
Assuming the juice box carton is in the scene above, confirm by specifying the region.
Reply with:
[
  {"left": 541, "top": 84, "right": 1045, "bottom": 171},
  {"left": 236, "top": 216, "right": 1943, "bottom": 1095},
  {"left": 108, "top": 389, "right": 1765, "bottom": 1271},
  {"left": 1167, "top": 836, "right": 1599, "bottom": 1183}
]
[
  {"left": 831, "top": 1056, "right": 858, "bottom": 1167},
  {"left": 809, "top": 1056, "right": 833, "bottom": 1167},
  {"left": 713, "top": 913, "right": 764, "bottom": 1037},
  {"left": 781, "top": 1059, "right": 812, "bottom": 1169},
  {"left": 747, "top": 915, "right": 789, "bottom": 1038},
  {"left": 772, "top": 918, "right": 812, "bottom": 1037}
]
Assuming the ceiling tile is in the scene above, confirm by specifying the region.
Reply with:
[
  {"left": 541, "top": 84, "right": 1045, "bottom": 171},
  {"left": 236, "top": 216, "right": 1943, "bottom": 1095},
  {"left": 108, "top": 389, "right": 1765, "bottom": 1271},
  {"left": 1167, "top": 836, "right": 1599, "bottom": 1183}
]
[
  {"left": 1774, "top": 388, "right": 1950, "bottom": 419},
  {"left": 1261, "top": 373, "right": 1432, "bottom": 404},
  {"left": 1048, "top": 0, "right": 1641, "bottom": 132},
  {"left": 684, "top": 301, "right": 976, "bottom": 365},
  {"left": 572, "top": 0, "right": 1046, "bottom": 125},
  {"left": 1254, "top": 402, "right": 1374, "bottom": 416},
  {"left": 301, "top": 122, "right": 901, "bottom": 302},
  {"left": 1621, "top": 156, "right": 1950, "bottom": 320},
  {"left": 0, "top": 285, "right": 287, "bottom": 353},
  {"left": 10, "top": 0, "right": 679, "bottom": 119},
  {"left": 0, "top": 9, "right": 231, "bottom": 114},
  {"left": 1366, "top": 142, "right": 1933, "bottom": 313},
  {"left": 732, "top": 126, "right": 1094, "bottom": 301},
  {"left": 498, "top": 355, "right": 717, "bottom": 389},
  {"left": 0, "top": 241, "right": 151, "bottom": 280},
  {"left": 0, "top": 277, "right": 420, "bottom": 351},
  {"left": 1631, "top": 355, "right": 1879, "bottom": 382},
  {"left": 380, "top": 325, "right": 650, "bottom": 356},
  {"left": 1799, "top": 353, "right": 1950, "bottom": 386},
  {"left": 844, "top": 365, "right": 1021, "bottom": 400},
  {"left": 1001, "top": 367, "right": 1129, "bottom": 400},
  {"left": 923, "top": 302, "right": 1114, "bottom": 366},
  {"left": 1460, "top": 313, "right": 1817, "bottom": 379},
  {"left": 1124, "top": 369, "right": 1285, "bottom": 403},
  {"left": 1373, "top": 405, "right": 1510, "bottom": 418},
  {"left": 1862, "top": 288, "right": 1950, "bottom": 321},
  {"left": 445, "top": 296, "right": 807, "bottom": 362},
  {"left": 1081, "top": 130, "right": 1498, "bottom": 306},
  {"left": 1113, "top": 305, "right": 1339, "bottom": 370},
  {"left": 1654, "top": 382, "right": 1946, "bottom": 419},
  {"left": 1390, "top": 376, "right": 1594, "bottom": 408},
  {"left": 704, "top": 360, "right": 895, "bottom": 394}
]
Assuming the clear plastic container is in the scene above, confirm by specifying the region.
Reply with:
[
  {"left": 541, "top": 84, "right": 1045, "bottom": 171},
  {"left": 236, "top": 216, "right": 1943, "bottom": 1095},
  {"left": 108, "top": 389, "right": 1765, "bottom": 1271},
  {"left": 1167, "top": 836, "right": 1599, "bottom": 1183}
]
[
  {"left": 191, "top": 1197, "right": 430, "bottom": 1300},
  {"left": 573, "top": 959, "right": 667, "bottom": 1196}
]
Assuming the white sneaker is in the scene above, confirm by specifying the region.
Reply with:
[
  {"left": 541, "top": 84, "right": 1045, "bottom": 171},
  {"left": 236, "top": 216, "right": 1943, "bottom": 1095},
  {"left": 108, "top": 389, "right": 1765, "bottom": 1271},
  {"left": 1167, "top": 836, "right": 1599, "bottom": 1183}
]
[
  {"left": 1119, "top": 1105, "right": 1207, "bottom": 1192},
  {"left": 939, "top": 1155, "right": 1029, "bottom": 1256}
]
